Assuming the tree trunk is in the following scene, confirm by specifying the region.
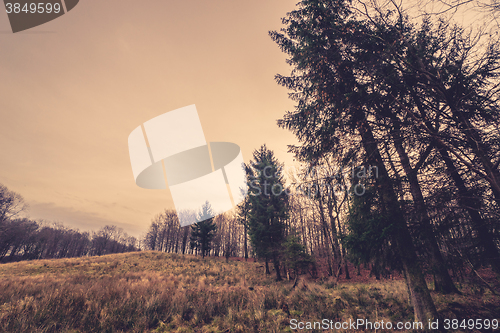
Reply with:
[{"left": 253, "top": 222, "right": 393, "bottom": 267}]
[
  {"left": 358, "top": 113, "right": 439, "bottom": 323},
  {"left": 316, "top": 196, "right": 335, "bottom": 276},
  {"left": 273, "top": 254, "right": 282, "bottom": 281},
  {"left": 391, "top": 121, "right": 459, "bottom": 294},
  {"left": 344, "top": 250, "right": 351, "bottom": 280},
  {"left": 448, "top": 105, "right": 500, "bottom": 206},
  {"left": 326, "top": 193, "right": 343, "bottom": 276},
  {"left": 244, "top": 225, "right": 248, "bottom": 261},
  {"left": 438, "top": 146, "right": 500, "bottom": 274},
  {"left": 181, "top": 227, "right": 189, "bottom": 255}
]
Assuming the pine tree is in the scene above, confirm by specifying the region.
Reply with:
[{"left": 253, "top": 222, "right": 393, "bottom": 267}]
[
  {"left": 282, "top": 234, "right": 314, "bottom": 285},
  {"left": 342, "top": 176, "right": 401, "bottom": 280},
  {"left": 270, "top": 0, "right": 440, "bottom": 321},
  {"left": 246, "top": 145, "right": 289, "bottom": 281},
  {"left": 189, "top": 201, "right": 217, "bottom": 259}
]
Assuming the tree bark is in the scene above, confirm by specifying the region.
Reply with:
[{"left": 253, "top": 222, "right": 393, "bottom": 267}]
[
  {"left": 358, "top": 113, "right": 439, "bottom": 323},
  {"left": 244, "top": 224, "right": 248, "bottom": 261},
  {"left": 390, "top": 121, "right": 459, "bottom": 294},
  {"left": 438, "top": 146, "right": 500, "bottom": 274},
  {"left": 273, "top": 254, "right": 282, "bottom": 281}
]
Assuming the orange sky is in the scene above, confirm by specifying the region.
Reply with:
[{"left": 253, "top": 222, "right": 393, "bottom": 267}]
[
  {"left": 0, "top": 0, "right": 484, "bottom": 238},
  {"left": 0, "top": 0, "right": 300, "bottom": 237}
]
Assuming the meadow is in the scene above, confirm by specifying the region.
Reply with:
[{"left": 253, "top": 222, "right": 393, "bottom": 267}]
[{"left": 0, "top": 251, "right": 498, "bottom": 332}]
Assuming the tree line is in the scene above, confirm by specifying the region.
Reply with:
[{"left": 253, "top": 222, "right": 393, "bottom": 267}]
[
  {"left": 143, "top": 207, "right": 245, "bottom": 261},
  {"left": 0, "top": 183, "right": 139, "bottom": 262}
]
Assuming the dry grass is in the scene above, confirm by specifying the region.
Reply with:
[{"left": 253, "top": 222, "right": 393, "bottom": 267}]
[{"left": 0, "top": 252, "right": 498, "bottom": 332}]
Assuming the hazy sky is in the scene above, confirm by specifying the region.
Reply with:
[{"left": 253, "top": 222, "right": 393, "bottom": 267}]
[
  {"left": 0, "top": 1, "right": 300, "bottom": 237},
  {"left": 0, "top": 0, "right": 484, "bottom": 238}
]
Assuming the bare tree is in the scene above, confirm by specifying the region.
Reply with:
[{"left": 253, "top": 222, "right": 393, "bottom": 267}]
[{"left": 0, "top": 183, "right": 28, "bottom": 222}]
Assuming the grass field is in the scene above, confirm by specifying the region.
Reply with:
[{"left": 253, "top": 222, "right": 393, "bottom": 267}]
[{"left": 0, "top": 251, "right": 498, "bottom": 332}]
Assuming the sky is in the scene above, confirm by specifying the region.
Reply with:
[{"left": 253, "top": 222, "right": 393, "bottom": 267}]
[
  {"left": 0, "top": 0, "right": 486, "bottom": 239},
  {"left": 0, "top": 0, "right": 300, "bottom": 237}
]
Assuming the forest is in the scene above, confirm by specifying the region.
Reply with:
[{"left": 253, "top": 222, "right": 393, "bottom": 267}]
[
  {"left": 1, "top": 0, "right": 500, "bottom": 329},
  {"left": 144, "top": 0, "right": 500, "bottom": 324},
  {"left": 0, "top": 183, "right": 139, "bottom": 262}
]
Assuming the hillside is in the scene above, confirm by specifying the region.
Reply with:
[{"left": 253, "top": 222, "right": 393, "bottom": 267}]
[{"left": 0, "top": 251, "right": 498, "bottom": 332}]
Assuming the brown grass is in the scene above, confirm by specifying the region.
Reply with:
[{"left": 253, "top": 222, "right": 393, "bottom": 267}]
[{"left": 0, "top": 251, "right": 498, "bottom": 332}]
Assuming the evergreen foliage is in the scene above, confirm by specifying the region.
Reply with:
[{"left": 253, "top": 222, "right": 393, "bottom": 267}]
[
  {"left": 245, "top": 145, "right": 289, "bottom": 281},
  {"left": 190, "top": 201, "right": 217, "bottom": 259},
  {"left": 282, "top": 234, "right": 314, "bottom": 280}
]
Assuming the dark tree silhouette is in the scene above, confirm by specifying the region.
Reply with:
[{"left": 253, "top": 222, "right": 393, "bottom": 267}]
[
  {"left": 189, "top": 202, "right": 217, "bottom": 259},
  {"left": 245, "top": 145, "right": 289, "bottom": 281}
]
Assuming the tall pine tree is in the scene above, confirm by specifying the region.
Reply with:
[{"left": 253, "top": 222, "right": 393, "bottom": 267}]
[
  {"left": 270, "top": 0, "right": 440, "bottom": 322},
  {"left": 246, "top": 145, "right": 289, "bottom": 281}
]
